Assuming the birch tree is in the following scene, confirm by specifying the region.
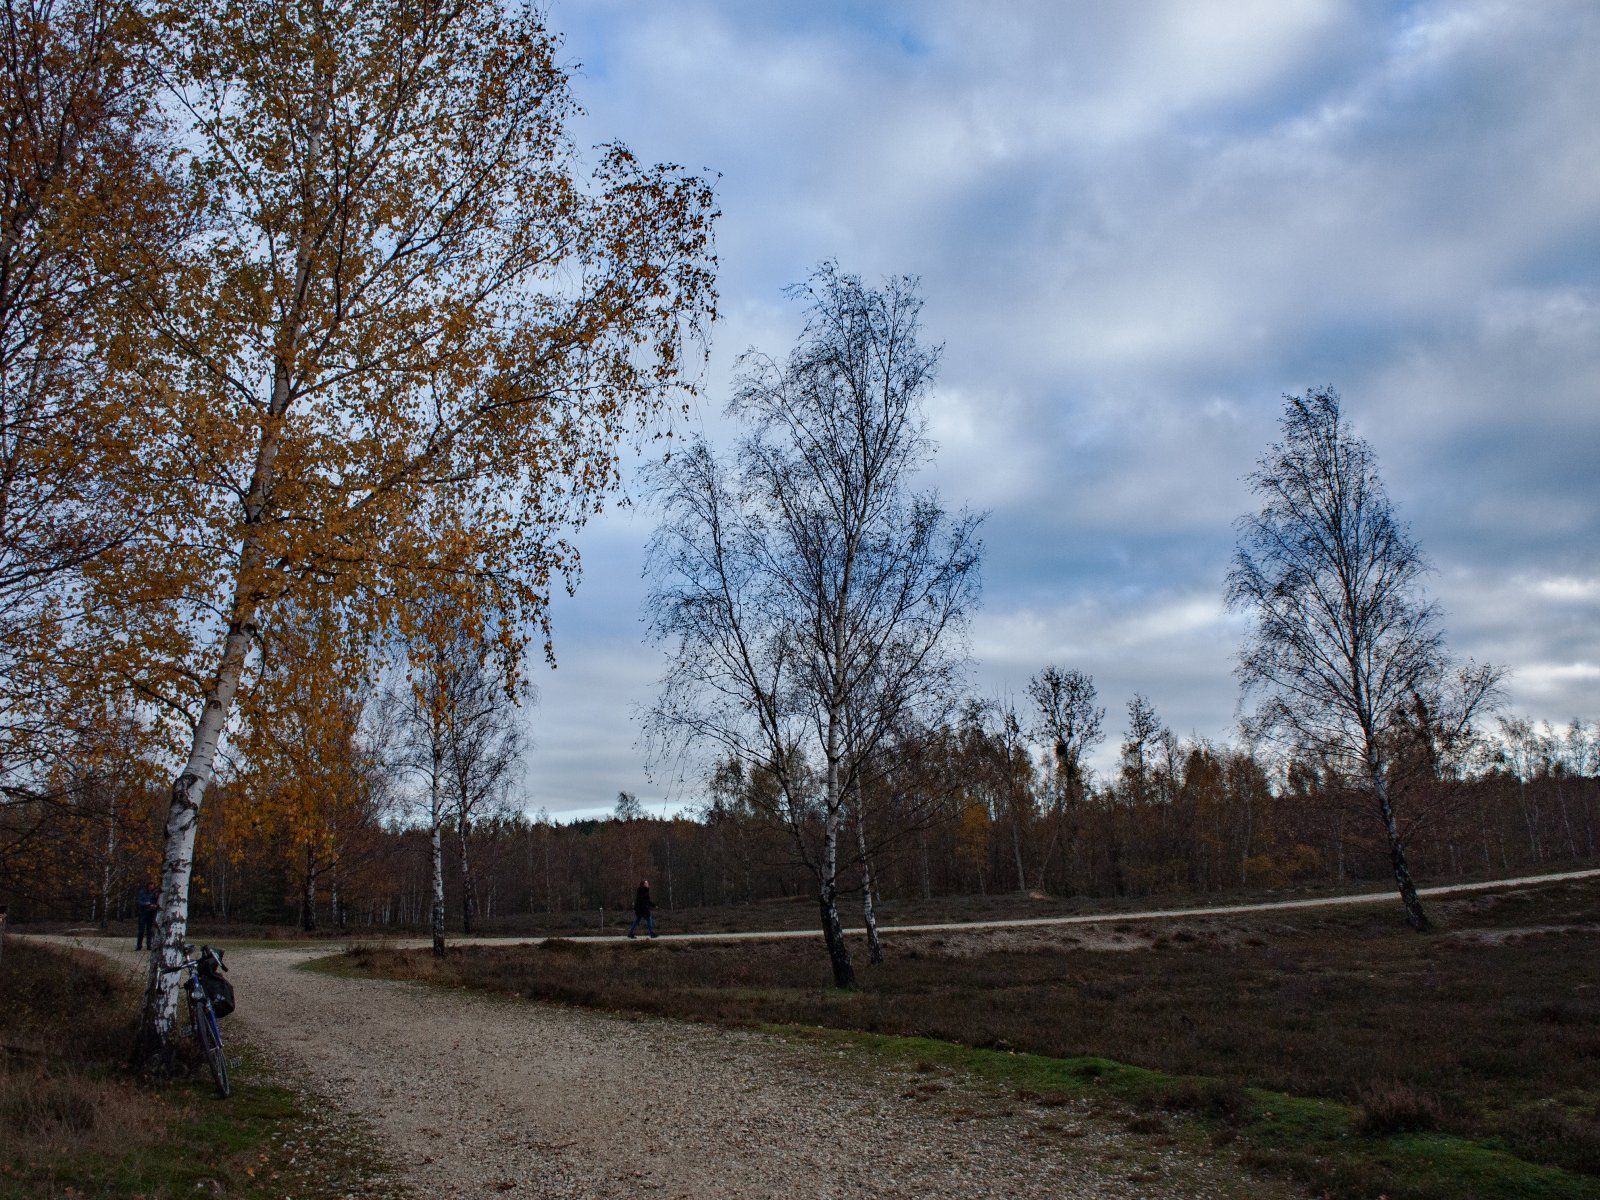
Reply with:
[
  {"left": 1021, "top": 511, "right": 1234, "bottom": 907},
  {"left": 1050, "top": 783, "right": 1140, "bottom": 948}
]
[
  {"left": 383, "top": 634, "right": 458, "bottom": 958},
  {"left": 1227, "top": 388, "right": 1501, "bottom": 930},
  {"left": 382, "top": 599, "right": 526, "bottom": 950},
  {"left": 440, "top": 644, "right": 526, "bottom": 935},
  {"left": 648, "top": 266, "right": 979, "bottom": 987},
  {"left": 116, "top": 0, "right": 715, "bottom": 1062}
]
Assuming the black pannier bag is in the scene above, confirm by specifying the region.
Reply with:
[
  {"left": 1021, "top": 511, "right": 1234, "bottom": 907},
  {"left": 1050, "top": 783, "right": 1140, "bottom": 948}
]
[
  {"left": 198, "top": 948, "right": 234, "bottom": 1018},
  {"left": 201, "top": 973, "right": 235, "bottom": 1018}
]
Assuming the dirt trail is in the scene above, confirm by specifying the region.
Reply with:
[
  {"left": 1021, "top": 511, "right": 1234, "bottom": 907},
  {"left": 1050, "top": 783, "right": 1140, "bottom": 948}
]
[
  {"left": 180, "top": 945, "right": 1292, "bottom": 1200},
  {"left": 396, "top": 866, "right": 1600, "bottom": 949}
]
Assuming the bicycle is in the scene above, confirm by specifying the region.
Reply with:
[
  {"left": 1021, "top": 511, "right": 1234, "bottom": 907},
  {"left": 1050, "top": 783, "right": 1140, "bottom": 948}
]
[{"left": 164, "top": 945, "right": 233, "bottom": 1098}]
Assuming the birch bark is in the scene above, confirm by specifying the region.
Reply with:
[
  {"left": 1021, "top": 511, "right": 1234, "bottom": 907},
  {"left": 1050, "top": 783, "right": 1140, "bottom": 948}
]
[
  {"left": 1369, "top": 750, "right": 1429, "bottom": 931},
  {"left": 431, "top": 764, "right": 447, "bottom": 957},
  {"left": 458, "top": 818, "right": 477, "bottom": 935},
  {"left": 99, "top": 804, "right": 115, "bottom": 933},
  {"left": 137, "top": 606, "right": 260, "bottom": 1062},
  {"left": 820, "top": 725, "right": 855, "bottom": 987},
  {"left": 855, "top": 804, "right": 883, "bottom": 966}
]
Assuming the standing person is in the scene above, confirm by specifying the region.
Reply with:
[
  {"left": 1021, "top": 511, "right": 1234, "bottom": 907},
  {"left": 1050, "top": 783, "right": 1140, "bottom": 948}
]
[
  {"left": 134, "top": 879, "right": 159, "bottom": 950},
  {"left": 628, "top": 878, "right": 657, "bottom": 939}
]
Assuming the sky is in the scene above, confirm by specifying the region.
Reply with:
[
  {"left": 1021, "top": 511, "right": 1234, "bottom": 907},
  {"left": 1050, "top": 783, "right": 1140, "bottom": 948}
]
[{"left": 518, "top": 0, "right": 1600, "bottom": 818}]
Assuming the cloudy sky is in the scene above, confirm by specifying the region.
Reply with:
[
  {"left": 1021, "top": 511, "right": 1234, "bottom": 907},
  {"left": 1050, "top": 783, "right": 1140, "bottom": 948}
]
[{"left": 521, "top": 0, "right": 1600, "bottom": 818}]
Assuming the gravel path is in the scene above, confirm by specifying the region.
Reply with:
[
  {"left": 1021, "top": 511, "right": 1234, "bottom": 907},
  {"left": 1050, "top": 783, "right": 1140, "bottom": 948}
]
[
  {"left": 223, "top": 946, "right": 1300, "bottom": 1200},
  {"left": 386, "top": 867, "right": 1600, "bottom": 949}
]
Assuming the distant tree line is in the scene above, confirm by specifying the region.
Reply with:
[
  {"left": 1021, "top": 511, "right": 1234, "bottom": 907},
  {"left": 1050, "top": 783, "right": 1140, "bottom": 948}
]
[{"left": 5, "top": 706, "right": 1595, "bottom": 932}]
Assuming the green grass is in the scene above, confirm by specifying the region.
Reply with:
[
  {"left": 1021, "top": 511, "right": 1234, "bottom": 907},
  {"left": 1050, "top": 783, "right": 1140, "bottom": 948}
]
[
  {"left": 778, "top": 1029, "right": 1600, "bottom": 1200},
  {"left": 0, "top": 939, "right": 397, "bottom": 1199}
]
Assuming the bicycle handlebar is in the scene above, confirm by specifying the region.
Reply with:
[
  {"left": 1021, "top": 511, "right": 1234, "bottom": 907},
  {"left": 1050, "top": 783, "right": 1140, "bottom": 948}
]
[{"left": 160, "top": 943, "right": 228, "bottom": 974}]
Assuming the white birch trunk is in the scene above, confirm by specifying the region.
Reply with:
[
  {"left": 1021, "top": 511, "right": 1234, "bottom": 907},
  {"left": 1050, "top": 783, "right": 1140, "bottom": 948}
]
[
  {"left": 1010, "top": 816, "right": 1027, "bottom": 894},
  {"left": 430, "top": 766, "right": 447, "bottom": 957},
  {"left": 99, "top": 803, "right": 116, "bottom": 932},
  {"left": 855, "top": 806, "right": 883, "bottom": 966},
  {"left": 137, "top": 613, "right": 258, "bottom": 1064},
  {"left": 1368, "top": 748, "right": 1429, "bottom": 931},
  {"left": 134, "top": 82, "right": 324, "bottom": 1063},
  {"left": 457, "top": 816, "right": 476, "bottom": 935},
  {"left": 819, "top": 723, "right": 854, "bottom": 987}
]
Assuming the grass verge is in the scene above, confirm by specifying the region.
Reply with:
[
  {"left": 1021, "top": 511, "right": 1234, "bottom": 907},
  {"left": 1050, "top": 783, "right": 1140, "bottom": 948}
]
[
  {"left": 780, "top": 1027, "right": 1600, "bottom": 1200},
  {"left": 1, "top": 938, "right": 398, "bottom": 1199}
]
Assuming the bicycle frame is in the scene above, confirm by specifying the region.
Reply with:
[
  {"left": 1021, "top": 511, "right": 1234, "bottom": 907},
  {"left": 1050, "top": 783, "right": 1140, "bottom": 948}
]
[
  {"left": 164, "top": 946, "right": 230, "bottom": 1098},
  {"left": 184, "top": 967, "right": 221, "bottom": 1039}
]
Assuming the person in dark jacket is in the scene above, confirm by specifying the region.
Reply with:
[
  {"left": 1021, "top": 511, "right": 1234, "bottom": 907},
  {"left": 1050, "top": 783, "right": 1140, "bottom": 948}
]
[
  {"left": 628, "top": 879, "right": 657, "bottom": 939},
  {"left": 135, "top": 879, "right": 159, "bottom": 950}
]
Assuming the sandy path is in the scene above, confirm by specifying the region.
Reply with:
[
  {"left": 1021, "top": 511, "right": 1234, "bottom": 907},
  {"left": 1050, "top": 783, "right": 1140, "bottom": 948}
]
[
  {"left": 376, "top": 866, "right": 1600, "bottom": 950},
  {"left": 221, "top": 946, "right": 1295, "bottom": 1200}
]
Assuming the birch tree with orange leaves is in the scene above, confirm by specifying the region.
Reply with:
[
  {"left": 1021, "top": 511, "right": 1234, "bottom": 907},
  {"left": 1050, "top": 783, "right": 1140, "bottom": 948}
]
[{"left": 112, "top": 0, "right": 716, "bottom": 1065}]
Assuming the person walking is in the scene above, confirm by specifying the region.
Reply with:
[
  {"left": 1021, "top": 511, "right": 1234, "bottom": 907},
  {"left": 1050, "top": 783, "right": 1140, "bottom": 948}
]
[
  {"left": 135, "top": 879, "right": 159, "bottom": 950},
  {"left": 628, "top": 878, "right": 657, "bottom": 939}
]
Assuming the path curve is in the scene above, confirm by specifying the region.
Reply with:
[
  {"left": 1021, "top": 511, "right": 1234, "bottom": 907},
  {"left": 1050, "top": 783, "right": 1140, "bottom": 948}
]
[{"left": 223, "top": 945, "right": 1291, "bottom": 1200}]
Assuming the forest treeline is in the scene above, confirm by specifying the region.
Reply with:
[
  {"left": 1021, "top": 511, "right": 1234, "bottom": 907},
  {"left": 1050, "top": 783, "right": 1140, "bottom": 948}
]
[{"left": 5, "top": 703, "right": 1595, "bottom": 931}]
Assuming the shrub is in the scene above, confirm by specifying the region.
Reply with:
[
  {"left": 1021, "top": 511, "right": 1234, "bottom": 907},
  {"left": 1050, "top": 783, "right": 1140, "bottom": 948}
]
[
  {"left": 1510, "top": 1102, "right": 1600, "bottom": 1175},
  {"left": 1015, "top": 1088, "right": 1071, "bottom": 1108},
  {"left": 1125, "top": 1112, "right": 1167, "bottom": 1135},
  {"left": 1356, "top": 1082, "right": 1441, "bottom": 1135},
  {"left": 539, "top": 938, "right": 594, "bottom": 958},
  {"left": 0, "top": 1074, "right": 102, "bottom": 1136}
]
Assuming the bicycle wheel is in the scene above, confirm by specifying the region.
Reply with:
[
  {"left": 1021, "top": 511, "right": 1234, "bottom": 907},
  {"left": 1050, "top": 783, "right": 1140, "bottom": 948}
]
[{"left": 194, "top": 1000, "right": 231, "bottom": 1099}]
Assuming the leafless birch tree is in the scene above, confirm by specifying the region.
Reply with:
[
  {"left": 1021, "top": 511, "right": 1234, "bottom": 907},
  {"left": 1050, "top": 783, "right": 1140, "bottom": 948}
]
[
  {"left": 384, "top": 618, "right": 525, "bottom": 952},
  {"left": 648, "top": 266, "right": 980, "bottom": 987},
  {"left": 1227, "top": 388, "right": 1501, "bottom": 930},
  {"left": 442, "top": 656, "right": 527, "bottom": 936}
]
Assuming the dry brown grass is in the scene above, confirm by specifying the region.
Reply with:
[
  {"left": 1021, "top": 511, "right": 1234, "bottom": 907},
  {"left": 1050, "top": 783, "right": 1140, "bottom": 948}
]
[
  {"left": 1356, "top": 1081, "right": 1444, "bottom": 1135},
  {"left": 1, "top": 938, "right": 402, "bottom": 1199},
  {"left": 0, "top": 941, "right": 162, "bottom": 1163},
  {"left": 339, "top": 875, "right": 1600, "bottom": 1182}
]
